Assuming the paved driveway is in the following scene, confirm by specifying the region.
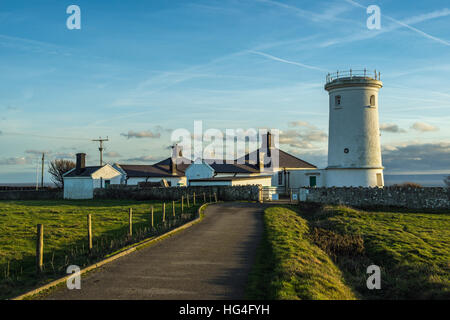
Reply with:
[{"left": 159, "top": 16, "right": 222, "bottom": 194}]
[{"left": 44, "top": 202, "right": 264, "bottom": 300}]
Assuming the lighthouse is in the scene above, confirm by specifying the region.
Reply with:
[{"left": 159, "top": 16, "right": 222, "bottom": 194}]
[{"left": 324, "top": 69, "right": 384, "bottom": 187}]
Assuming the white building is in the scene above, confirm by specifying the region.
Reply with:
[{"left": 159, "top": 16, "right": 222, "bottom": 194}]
[
  {"left": 324, "top": 70, "right": 384, "bottom": 187},
  {"left": 63, "top": 153, "right": 122, "bottom": 199},
  {"left": 112, "top": 145, "right": 190, "bottom": 187},
  {"left": 185, "top": 132, "right": 319, "bottom": 190}
]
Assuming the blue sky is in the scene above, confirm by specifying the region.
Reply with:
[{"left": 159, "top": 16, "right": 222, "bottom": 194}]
[{"left": 0, "top": 0, "right": 449, "bottom": 183}]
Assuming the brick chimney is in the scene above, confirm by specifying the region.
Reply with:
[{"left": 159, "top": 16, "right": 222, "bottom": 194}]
[{"left": 76, "top": 153, "right": 86, "bottom": 174}]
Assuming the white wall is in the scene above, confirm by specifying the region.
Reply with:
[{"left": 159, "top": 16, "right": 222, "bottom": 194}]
[
  {"left": 126, "top": 176, "right": 187, "bottom": 186},
  {"left": 189, "top": 180, "right": 232, "bottom": 186},
  {"left": 326, "top": 168, "right": 384, "bottom": 187},
  {"left": 64, "top": 165, "right": 123, "bottom": 199},
  {"left": 185, "top": 163, "right": 215, "bottom": 182},
  {"left": 64, "top": 178, "right": 93, "bottom": 199},
  {"left": 289, "top": 170, "right": 325, "bottom": 188},
  {"left": 327, "top": 85, "right": 383, "bottom": 169},
  {"left": 231, "top": 177, "right": 272, "bottom": 186}
]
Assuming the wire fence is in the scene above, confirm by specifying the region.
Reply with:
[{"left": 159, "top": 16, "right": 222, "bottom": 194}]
[{"left": 0, "top": 192, "right": 218, "bottom": 298}]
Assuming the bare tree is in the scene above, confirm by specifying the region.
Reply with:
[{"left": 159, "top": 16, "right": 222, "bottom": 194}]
[
  {"left": 48, "top": 159, "right": 75, "bottom": 188},
  {"left": 444, "top": 176, "right": 450, "bottom": 188}
]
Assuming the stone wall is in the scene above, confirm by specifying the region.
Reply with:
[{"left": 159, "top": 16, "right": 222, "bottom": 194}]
[
  {"left": 300, "top": 187, "right": 450, "bottom": 210},
  {"left": 0, "top": 190, "right": 63, "bottom": 201},
  {"left": 94, "top": 185, "right": 261, "bottom": 202}
]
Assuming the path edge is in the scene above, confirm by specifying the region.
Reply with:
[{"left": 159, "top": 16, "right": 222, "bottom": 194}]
[{"left": 11, "top": 203, "right": 211, "bottom": 300}]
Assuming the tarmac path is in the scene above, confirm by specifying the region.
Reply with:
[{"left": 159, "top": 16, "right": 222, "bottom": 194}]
[{"left": 44, "top": 202, "right": 264, "bottom": 300}]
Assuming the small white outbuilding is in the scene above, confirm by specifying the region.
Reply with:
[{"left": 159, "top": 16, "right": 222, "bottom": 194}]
[{"left": 63, "top": 153, "right": 122, "bottom": 199}]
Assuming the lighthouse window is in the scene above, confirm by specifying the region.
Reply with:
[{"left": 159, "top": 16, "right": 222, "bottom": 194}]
[
  {"left": 370, "top": 95, "right": 376, "bottom": 106},
  {"left": 335, "top": 95, "right": 341, "bottom": 106}
]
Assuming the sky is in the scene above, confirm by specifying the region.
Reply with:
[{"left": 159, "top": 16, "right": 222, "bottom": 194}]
[{"left": 0, "top": 0, "right": 449, "bottom": 183}]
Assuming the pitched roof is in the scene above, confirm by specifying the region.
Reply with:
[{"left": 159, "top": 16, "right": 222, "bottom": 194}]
[
  {"left": 189, "top": 175, "right": 272, "bottom": 182},
  {"left": 238, "top": 148, "right": 317, "bottom": 169},
  {"left": 118, "top": 157, "right": 191, "bottom": 178},
  {"left": 64, "top": 166, "right": 103, "bottom": 177}
]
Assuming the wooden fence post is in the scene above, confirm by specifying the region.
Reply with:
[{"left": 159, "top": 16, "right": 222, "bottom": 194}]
[
  {"left": 151, "top": 206, "right": 154, "bottom": 228},
  {"left": 129, "top": 208, "right": 133, "bottom": 236},
  {"left": 193, "top": 192, "right": 196, "bottom": 205},
  {"left": 36, "top": 224, "right": 44, "bottom": 273},
  {"left": 87, "top": 214, "right": 92, "bottom": 252},
  {"left": 209, "top": 193, "right": 212, "bottom": 203},
  {"left": 181, "top": 196, "right": 184, "bottom": 213},
  {"left": 203, "top": 192, "right": 206, "bottom": 203},
  {"left": 172, "top": 200, "right": 175, "bottom": 217},
  {"left": 163, "top": 203, "right": 166, "bottom": 222},
  {"left": 214, "top": 192, "right": 217, "bottom": 203},
  {"left": 187, "top": 194, "right": 190, "bottom": 207}
]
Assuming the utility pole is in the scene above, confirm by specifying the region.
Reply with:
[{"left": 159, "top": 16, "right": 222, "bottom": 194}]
[
  {"left": 41, "top": 153, "right": 45, "bottom": 188},
  {"left": 36, "top": 158, "right": 39, "bottom": 190},
  {"left": 92, "top": 137, "right": 109, "bottom": 166}
]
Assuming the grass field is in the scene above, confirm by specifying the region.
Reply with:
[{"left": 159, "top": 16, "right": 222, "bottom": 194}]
[
  {"left": 246, "top": 204, "right": 450, "bottom": 300},
  {"left": 0, "top": 199, "right": 199, "bottom": 299}
]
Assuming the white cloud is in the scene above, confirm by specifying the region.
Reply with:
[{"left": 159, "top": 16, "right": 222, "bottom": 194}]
[
  {"left": 380, "top": 123, "right": 406, "bottom": 133},
  {"left": 120, "top": 130, "right": 161, "bottom": 139},
  {"left": 411, "top": 122, "right": 439, "bottom": 132},
  {"left": 0, "top": 156, "right": 33, "bottom": 165}
]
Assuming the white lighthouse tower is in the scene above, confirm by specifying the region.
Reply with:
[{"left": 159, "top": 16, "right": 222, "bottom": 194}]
[{"left": 324, "top": 69, "right": 384, "bottom": 187}]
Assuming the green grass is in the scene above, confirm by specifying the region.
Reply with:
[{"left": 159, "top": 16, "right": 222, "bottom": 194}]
[
  {"left": 247, "top": 203, "right": 449, "bottom": 300},
  {"left": 246, "top": 206, "right": 356, "bottom": 300},
  {"left": 302, "top": 204, "right": 450, "bottom": 299},
  {"left": 0, "top": 199, "right": 200, "bottom": 299}
]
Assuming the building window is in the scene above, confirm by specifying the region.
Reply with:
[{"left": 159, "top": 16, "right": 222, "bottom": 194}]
[
  {"left": 335, "top": 95, "right": 341, "bottom": 106},
  {"left": 104, "top": 180, "right": 111, "bottom": 188},
  {"left": 370, "top": 95, "right": 376, "bottom": 106},
  {"left": 278, "top": 172, "right": 283, "bottom": 185}
]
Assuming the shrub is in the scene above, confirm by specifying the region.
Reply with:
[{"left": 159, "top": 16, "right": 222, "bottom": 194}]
[
  {"left": 391, "top": 182, "right": 422, "bottom": 188},
  {"left": 309, "top": 227, "right": 365, "bottom": 261}
]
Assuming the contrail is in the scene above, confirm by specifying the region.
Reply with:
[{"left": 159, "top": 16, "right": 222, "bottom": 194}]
[
  {"left": 249, "top": 50, "right": 327, "bottom": 72},
  {"left": 345, "top": 0, "right": 450, "bottom": 46}
]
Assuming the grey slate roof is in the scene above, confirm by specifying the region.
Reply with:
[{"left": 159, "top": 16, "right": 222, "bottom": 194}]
[
  {"left": 118, "top": 157, "right": 191, "bottom": 178},
  {"left": 117, "top": 148, "right": 315, "bottom": 178},
  {"left": 238, "top": 148, "right": 317, "bottom": 169},
  {"left": 189, "top": 175, "right": 272, "bottom": 182}
]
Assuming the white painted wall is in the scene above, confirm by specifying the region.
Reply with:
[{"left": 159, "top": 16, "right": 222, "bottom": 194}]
[
  {"left": 189, "top": 180, "right": 232, "bottom": 186},
  {"left": 126, "top": 176, "right": 187, "bottom": 186},
  {"left": 64, "top": 178, "right": 93, "bottom": 199},
  {"left": 185, "top": 162, "right": 215, "bottom": 182},
  {"left": 325, "top": 78, "right": 384, "bottom": 187},
  {"left": 325, "top": 168, "right": 384, "bottom": 187},
  {"left": 64, "top": 165, "right": 123, "bottom": 199},
  {"left": 289, "top": 170, "right": 325, "bottom": 188},
  {"left": 231, "top": 177, "right": 272, "bottom": 186}
]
